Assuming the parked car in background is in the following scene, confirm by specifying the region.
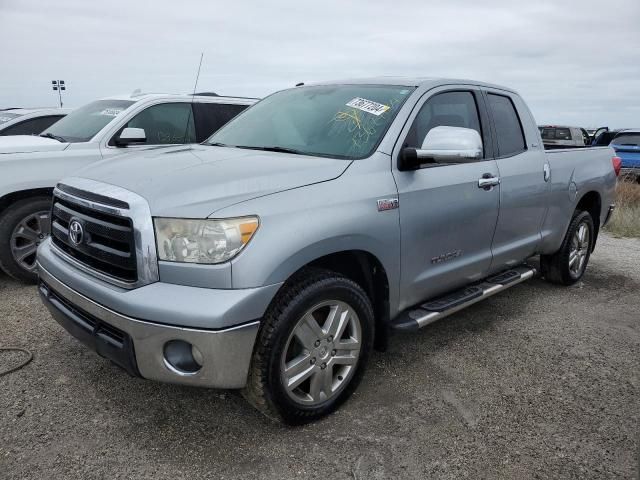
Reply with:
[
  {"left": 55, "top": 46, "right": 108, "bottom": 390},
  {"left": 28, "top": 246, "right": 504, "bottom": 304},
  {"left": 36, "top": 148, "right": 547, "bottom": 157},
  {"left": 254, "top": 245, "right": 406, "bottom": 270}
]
[
  {"left": 592, "top": 129, "right": 620, "bottom": 147},
  {"left": 586, "top": 126, "right": 608, "bottom": 143},
  {"left": 36, "top": 77, "right": 618, "bottom": 424},
  {"left": 607, "top": 129, "right": 640, "bottom": 179},
  {"left": 0, "top": 92, "right": 256, "bottom": 281},
  {"left": 539, "top": 125, "right": 590, "bottom": 149},
  {"left": 0, "top": 108, "right": 70, "bottom": 136}
]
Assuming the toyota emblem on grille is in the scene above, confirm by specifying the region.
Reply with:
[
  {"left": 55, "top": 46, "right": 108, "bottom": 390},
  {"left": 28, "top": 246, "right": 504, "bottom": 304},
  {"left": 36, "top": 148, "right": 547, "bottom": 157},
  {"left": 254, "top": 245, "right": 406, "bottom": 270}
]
[{"left": 68, "top": 219, "right": 84, "bottom": 245}]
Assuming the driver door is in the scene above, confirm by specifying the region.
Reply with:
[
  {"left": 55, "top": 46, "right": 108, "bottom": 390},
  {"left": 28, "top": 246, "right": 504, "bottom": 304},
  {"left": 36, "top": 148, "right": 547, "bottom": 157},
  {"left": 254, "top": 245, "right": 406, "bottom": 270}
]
[{"left": 392, "top": 87, "right": 500, "bottom": 310}]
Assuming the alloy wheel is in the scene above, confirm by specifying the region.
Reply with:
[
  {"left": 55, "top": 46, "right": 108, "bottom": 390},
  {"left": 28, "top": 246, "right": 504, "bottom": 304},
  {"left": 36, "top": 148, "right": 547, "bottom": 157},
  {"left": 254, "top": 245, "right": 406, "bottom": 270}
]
[
  {"left": 10, "top": 211, "right": 50, "bottom": 272},
  {"left": 281, "top": 300, "right": 362, "bottom": 405},
  {"left": 569, "top": 222, "right": 590, "bottom": 278}
]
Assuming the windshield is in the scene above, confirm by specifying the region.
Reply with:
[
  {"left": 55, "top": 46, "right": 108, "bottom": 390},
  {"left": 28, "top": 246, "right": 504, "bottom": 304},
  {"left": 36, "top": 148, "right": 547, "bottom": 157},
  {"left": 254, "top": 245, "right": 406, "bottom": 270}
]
[
  {"left": 207, "top": 85, "right": 415, "bottom": 159},
  {"left": 0, "top": 112, "right": 21, "bottom": 124},
  {"left": 41, "top": 99, "right": 134, "bottom": 143},
  {"left": 611, "top": 133, "right": 640, "bottom": 146}
]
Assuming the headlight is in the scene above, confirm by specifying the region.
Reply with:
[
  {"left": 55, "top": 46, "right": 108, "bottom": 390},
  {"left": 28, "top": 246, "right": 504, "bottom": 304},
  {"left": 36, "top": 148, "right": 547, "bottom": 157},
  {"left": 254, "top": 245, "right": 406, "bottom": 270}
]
[{"left": 154, "top": 217, "right": 259, "bottom": 264}]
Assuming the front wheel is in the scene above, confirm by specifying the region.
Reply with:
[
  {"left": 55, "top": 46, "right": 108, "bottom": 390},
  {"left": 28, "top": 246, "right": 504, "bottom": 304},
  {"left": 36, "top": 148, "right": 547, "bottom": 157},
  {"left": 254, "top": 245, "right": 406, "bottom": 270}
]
[
  {"left": 541, "top": 210, "right": 594, "bottom": 285},
  {"left": 0, "top": 197, "right": 51, "bottom": 283},
  {"left": 243, "top": 268, "right": 374, "bottom": 424}
]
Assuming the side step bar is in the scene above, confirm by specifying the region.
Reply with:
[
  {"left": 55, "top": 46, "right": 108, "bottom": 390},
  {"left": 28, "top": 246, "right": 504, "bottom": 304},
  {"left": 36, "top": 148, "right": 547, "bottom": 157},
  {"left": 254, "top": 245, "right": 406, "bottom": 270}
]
[{"left": 390, "top": 266, "right": 536, "bottom": 332}]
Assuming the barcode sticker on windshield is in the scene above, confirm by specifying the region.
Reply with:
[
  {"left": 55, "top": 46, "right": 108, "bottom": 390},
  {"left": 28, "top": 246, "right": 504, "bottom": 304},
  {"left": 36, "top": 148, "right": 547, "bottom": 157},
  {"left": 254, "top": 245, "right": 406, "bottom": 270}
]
[
  {"left": 99, "top": 108, "right": 123, "bottom": 117},
  {"left": 346, "top": 97, "right": 390, "bottom": 116}
]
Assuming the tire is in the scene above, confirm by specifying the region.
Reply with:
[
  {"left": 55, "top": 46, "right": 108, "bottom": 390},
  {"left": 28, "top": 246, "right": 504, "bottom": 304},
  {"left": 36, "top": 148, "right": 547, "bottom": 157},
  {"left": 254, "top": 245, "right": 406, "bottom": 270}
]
[
  {"left": 243, "top": 268, "right": 375, "bottom": 425},
  {"left": 541, "top": 210, "right": 594, "bottom": 286},
  {"left": 0, "top": 197, "right": 51, "bottom": 283}
]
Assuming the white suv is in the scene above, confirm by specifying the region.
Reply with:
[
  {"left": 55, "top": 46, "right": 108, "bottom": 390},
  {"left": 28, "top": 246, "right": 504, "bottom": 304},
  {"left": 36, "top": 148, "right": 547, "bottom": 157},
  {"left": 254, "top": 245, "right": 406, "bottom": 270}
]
[
  {"left": 0, "top": 108, "right": 70, "bottom": 136},
  {"left": 0, "top": 92, "right": 256, "bottom": 281}
]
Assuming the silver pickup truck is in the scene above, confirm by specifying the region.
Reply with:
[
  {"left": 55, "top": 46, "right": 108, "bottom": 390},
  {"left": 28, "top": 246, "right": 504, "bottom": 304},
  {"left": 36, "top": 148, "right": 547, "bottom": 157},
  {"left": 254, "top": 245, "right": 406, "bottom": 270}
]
[{"left": 36, "top": 78, "right": 618, "bottom": 424}]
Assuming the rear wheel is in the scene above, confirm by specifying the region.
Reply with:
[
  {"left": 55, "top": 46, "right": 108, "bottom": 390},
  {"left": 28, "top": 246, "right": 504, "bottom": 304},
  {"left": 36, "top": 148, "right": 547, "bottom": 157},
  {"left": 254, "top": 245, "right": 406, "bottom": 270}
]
[
  {"left": 243, "top": 268, "right": 374, "bottom": 424},
  {"left": 541, "top": 210, "right": 594, "bottom": 285},
  {"left": 0, "top": 197, "right": 51, "bottom": 283}
]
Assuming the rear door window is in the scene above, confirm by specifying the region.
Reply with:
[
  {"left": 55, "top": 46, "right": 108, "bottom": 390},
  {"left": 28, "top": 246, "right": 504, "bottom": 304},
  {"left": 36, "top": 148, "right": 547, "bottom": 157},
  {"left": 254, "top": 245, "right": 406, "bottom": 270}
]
[
  {"left": 192, "top": 103, "right": 248, "bottom": 142},
  {"left": 487, "top": 93, "right": 526, "bottom": 157}
]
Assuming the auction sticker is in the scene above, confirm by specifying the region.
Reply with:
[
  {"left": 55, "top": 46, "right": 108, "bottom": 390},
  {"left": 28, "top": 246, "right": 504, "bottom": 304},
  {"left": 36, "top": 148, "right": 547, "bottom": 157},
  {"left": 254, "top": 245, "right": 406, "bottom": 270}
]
[
  {"left": 99, "top": 108, "right": 123, "bottom": 117},
  {"left": 346, "top": 97, "right": 390, "bottom": 116}
]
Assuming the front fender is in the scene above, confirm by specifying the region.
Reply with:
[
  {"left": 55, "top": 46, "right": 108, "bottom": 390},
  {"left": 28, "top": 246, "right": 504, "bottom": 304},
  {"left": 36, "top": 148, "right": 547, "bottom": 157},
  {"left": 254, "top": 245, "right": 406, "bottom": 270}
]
[{"left": 220, "top": 154, "right": 402, "bottom": 314}]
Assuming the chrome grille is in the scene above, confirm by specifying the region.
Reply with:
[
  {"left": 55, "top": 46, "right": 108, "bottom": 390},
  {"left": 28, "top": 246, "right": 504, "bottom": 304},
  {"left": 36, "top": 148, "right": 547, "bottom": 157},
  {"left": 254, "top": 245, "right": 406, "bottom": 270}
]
[{"left": 51, "top": 192, "right": 137, "bottom": 283}]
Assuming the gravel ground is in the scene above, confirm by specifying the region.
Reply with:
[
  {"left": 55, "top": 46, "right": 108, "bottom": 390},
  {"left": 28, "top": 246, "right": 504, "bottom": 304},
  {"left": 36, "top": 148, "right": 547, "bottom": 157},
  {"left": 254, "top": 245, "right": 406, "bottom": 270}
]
[{"left": 1, "top": 233, "right": 639, "bottom": 479}]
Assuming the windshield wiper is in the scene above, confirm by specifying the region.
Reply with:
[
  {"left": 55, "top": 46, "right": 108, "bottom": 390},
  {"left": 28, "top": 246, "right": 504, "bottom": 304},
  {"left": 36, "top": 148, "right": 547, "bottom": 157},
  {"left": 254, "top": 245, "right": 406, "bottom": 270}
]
[
  {"left": 234, "top": 145, "right": 305, "bottom": 155},
  {"left": 208, "top": 142, "right": 231, "bottom": 148},
  {"left": 39, "top": 132, "right": 66, "bottom": 143}
]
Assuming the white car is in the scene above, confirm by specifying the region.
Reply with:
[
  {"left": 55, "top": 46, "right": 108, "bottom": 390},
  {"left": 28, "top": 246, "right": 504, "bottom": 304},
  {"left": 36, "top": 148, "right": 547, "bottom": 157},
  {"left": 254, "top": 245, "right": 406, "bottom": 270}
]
[
  {"left": 0, "top": 108, "right": 70, "bottom": 136},
  {"left": 0, "top": 92, "right": 256, "bottom": 281}
]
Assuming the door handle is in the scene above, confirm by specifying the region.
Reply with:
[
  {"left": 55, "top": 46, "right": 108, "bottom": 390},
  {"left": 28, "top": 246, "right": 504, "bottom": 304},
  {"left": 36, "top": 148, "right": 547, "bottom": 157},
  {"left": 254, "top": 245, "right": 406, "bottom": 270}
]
[
  {"left": 543, "top": 163, "right": 551, "bottom": 182},
  {"left": 478, "top": 175, "right": 500, "bottom": 189}
]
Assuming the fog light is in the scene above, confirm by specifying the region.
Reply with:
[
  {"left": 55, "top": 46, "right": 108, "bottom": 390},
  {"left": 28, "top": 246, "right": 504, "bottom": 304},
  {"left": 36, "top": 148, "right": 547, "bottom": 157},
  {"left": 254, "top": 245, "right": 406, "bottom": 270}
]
[{"left": 163, "top": 340, "right": 203, "bottom": 375}]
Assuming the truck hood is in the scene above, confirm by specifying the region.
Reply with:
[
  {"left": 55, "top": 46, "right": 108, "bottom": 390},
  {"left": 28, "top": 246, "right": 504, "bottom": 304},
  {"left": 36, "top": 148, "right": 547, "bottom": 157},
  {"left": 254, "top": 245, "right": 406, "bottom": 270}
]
[
  {"left": 73, "top": 145, "right": 352, "bottom": 218},
  {"left": 0, "top": 135, "right": 69, "bottom": 154}
]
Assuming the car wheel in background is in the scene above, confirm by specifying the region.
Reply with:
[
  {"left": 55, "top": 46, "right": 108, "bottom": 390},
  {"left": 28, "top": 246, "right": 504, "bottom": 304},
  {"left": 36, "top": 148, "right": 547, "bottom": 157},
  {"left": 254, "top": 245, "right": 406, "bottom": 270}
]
[{"left": 0, "top": 197, "right": 51, "bottom": 283}]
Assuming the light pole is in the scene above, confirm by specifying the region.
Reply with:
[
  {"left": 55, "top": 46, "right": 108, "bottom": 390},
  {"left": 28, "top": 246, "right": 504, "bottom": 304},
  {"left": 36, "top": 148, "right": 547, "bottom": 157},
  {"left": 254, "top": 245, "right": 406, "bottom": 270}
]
[{"left": 51, "top": 80, "right": 66, "bottom": 107}]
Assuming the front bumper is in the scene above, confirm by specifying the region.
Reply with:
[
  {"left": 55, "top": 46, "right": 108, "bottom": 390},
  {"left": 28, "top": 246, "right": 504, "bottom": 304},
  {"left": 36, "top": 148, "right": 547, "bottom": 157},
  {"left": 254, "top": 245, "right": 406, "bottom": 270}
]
[{"left": 38, "top": 264, "right": 260, "bottom": 389}]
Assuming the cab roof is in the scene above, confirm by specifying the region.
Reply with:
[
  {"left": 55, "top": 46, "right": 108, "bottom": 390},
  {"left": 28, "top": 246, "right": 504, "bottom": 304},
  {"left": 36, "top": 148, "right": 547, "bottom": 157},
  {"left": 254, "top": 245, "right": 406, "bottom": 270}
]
[
  {"left": 101, "top": 92, "right": 258, "bottom": 103},
  {"left": 304, "top": 76, "right": 518, "bottom": 94}
]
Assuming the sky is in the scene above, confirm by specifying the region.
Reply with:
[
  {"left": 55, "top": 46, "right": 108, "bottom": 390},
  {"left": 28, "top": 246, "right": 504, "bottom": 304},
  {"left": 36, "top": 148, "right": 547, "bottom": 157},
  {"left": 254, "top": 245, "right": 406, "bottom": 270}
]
[{"left": 1, "top": 0, "right": 639, "bottom": 128}]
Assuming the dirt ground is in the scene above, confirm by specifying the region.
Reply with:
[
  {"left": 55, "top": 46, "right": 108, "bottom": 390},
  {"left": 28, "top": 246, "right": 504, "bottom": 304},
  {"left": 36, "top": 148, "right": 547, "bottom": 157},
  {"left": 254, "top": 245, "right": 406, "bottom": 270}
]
[{"left": 1, "top": 233, "right": 638, "bottom": 479}]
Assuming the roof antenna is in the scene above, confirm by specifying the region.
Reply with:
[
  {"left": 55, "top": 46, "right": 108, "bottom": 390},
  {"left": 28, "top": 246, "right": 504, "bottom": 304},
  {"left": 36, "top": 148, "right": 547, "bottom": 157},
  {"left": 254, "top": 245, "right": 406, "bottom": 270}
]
[
  {"left": 191, "top": 52, "right": 204, "bottom": 98},
  {"left": 183, "top": 52, "right": 204, "bottom": 143}
]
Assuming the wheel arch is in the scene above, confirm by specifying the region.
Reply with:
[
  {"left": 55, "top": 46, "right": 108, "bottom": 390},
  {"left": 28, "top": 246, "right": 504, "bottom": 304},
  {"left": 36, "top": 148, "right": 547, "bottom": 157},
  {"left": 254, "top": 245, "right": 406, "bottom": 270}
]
[
  {"left": 0, "top": 188, "right": 53, "bottom": 215},
  {"left": 575, "top": 190, "right": 601, "bottom": 251},
  {"left": 273, "top": 249, "right": 391, "bottom": 352}
]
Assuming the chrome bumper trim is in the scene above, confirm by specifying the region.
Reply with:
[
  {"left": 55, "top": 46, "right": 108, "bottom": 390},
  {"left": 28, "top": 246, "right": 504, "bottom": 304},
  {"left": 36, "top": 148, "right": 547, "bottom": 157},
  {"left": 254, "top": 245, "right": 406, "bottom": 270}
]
[{"left": 38, "top": 263, "right": 259, "bottom": 389}]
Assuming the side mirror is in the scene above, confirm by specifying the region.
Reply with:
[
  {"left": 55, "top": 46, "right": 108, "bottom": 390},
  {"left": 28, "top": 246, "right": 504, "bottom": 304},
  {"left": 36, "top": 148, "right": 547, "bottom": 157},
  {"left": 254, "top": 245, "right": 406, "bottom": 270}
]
[
  {"left": 399, "top": 126, "right": 482, "bottom": 170},
  {"left": 116, "top": 127, "right": 146, "bottom": 147}
]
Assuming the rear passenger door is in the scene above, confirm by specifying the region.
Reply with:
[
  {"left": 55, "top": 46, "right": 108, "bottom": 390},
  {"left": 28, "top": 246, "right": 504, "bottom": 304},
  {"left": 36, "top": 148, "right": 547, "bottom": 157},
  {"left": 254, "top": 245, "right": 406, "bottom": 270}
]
[
  {"left": 192, "top": 102, "right": 248, "bottom": 142},
  {"left": 483, "top": 90, "right": 549, "bottom": 271}
]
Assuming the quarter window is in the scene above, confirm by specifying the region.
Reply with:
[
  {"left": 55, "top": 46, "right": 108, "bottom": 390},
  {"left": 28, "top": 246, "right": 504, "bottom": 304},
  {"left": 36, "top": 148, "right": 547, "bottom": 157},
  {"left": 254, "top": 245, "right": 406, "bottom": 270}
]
[
  {"left": 404, "top": 91, "right": 483, "bottom": 158},
  {"left": 487, "top": 94, "right": 526, "bottom": 157}
]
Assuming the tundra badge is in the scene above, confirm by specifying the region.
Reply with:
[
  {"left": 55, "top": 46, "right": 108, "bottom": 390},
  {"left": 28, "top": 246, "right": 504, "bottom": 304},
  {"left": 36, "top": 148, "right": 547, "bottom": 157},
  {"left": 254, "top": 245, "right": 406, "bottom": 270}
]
[
  {"left": 377, "top": 198, "right": 399, "bottom": 211},
  {"left": 431, "top": 250, "right": 462, "bottom": 264}
]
